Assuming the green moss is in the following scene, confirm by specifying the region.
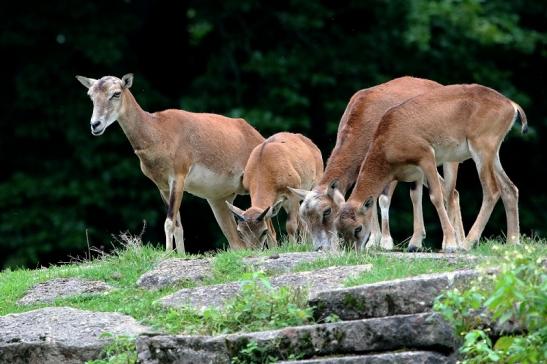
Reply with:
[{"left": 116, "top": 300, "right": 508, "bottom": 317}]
[{"left": 343, "top": 293, "right": 365, "bottom": 312}]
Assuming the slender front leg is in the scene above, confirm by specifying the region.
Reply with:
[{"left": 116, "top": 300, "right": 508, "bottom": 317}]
[
  {"left": 165, "top": 174, "right": 186, "bottom": 253},
  {"left": 378, "top": 181, "right": 397, "bottom": 250},
  {"left": 208, "top": 194, "right": 246, "bottom": 249},
  {"left": 174, "top": 212, "right": 185, "bottom": 254},
  {"left": 367, "top": 199, "right": 382, "bottom": 248},
  {"left": 443, "top": 162, "right": 465, "bottom": 247},
  {"left": 408, "top": 178, "right": 426, "bottom": 252},
  {"left": 419, "top": 156, "right": 458, "bottom": 252},
  {"left": 266, "top": 218, "right": 278, "bottom": 248},
  {"left": 285, "top": 197, "right": 300, "bottom": 244}
]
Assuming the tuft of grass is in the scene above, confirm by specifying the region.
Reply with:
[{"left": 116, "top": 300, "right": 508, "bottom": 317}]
[
  {"left": 470, "top": 235, "right": 547, "bottom": 259},
  {"left": 87, "top": 334, "right": 137, "bottom": 364},
  {"left": 154, "top": 273, "right": 313, "bottom": 335},
  {"left": 0, "top": 236, "right": 168, "bottom": 316}
]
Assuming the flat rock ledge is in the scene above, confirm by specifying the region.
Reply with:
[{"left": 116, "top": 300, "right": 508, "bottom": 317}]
[
  {"left": 159, "top": 265, "right": 372, "bottom": 310},
  {"left": 377, "top": 251, "right": 479, "bottom": 263},
  {"left": 0, "top": 307, "right": 150, "bottom": 364},
  {"left": 136, "top": 252, "right": 325, "bottom": 290},
  {"left": 310, "top": 269, "right": 494, "bottom": 321},
  {"left": 136, "top": 251, "right": 476, "bottom": 290},
  {"left": 17, "top": 278, "right": 112, "bottom": 305},
  {"left": 277, "top": 351, "right": 451, "bottom": 364},
  {"left": 244, "top": 251, "right": 325, "bottom": 273},
  {"left": 136, "top": 312, "right": 458, "bottom": 364},
  {"left": 136, "top": 257, "right": 213, "bottom": 290}
]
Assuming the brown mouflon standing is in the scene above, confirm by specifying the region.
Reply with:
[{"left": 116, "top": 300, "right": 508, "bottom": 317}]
[
  {"left": 227, "top": 132, "right": 323, "bottom": 248},
  {"left": 291, "top": 76, "right": 464, "bottom": 251},
  {"left": 335, "top": 84, "right": 527, "bottom": 252},
  {"left": 76, "top": 74, "right": 264, "bottom": 252}
]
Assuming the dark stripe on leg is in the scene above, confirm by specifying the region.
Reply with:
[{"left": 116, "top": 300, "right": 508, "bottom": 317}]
[{"left": 167, "top": 183, "right": 176, "bottom": 219}]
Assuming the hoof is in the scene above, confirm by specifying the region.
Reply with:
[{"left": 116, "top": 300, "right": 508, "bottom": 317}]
[
  {"left": 407, "top": 245, "right": 420, "bottom": 253},
  {"left": 442, "top": 247, "right": 458, "bottom": 254},
  {"left": 379, "top": 238, "right": 394, "bottom": 251}
]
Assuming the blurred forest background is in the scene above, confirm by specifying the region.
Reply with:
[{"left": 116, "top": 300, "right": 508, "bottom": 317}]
[{"left": 0, "top": 0, "right": 545, "bottom": 268}]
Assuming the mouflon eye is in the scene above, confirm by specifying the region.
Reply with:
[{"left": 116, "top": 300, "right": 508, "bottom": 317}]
[
  {"left": 111, "top": 92, "right": 121, "bottom": 99},
  {"left": 260, "top": 230, "right": 268, "bottom": 239},
  {"left": 323, "top": 208, "right": 332, "bottom": 217}
]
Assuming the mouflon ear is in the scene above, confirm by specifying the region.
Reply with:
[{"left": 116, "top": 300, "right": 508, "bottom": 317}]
[
  {"left": 327, "top": 180, "right": 345, "bottom": 207},
  {"left": 358, "top": 196, "right": 374, "bottom": 214},
  {"left": 226, "top": 202, "right": 246, "bottom": 223},
  {"left": 327, "top": 180, "right": 338, "bottom": 198},
  {"left": 288, "top": 187, "right": 310, "bottom": 201},
  {"left": 75, "top": 75, "right": 96, "bottom": 89},
  {"left": 256, "top": 206, "right": 271, "bottom": 222},
  {"left": 121, "top": 73, "right": 134, "bottom": 89},
  {"left": 269, "top": 199, "right": 284, "bottom": 218}
]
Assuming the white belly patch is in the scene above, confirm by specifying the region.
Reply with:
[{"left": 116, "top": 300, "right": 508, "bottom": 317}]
[
  {"left": 434, "top": 139, "right": 471, "bottom": 164},
  {"left": 184, "top": 164, "right": 241, "bottom": 199}
]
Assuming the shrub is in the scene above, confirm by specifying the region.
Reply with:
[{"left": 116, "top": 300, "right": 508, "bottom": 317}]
[{"left": 434, "top": 245, "right": 546, "bottom": 363}]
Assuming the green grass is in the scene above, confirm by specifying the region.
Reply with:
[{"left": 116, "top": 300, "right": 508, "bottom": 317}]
[
  {"left": 0, "top": 234, "right": 545, "bottom": 339},
  {"left": 294, "top": 250, "right": 471, "bottom": 286}
]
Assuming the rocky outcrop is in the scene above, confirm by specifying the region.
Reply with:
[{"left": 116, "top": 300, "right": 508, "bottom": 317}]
[
  {"left": 17, "top": 278, "right": 112, "bottom": 305},
  {"left": 159, "top": 265, "right": 372, "bottom": 310},
  {"left": 2, "top": 253, "right": 491, "bottom": 363},
  {"left": 136, "top": 258, "right": 213, "bottom": 290},
  {"left": 137, "top": 252, "right": 327, "bottom": 290},
  {"left": 0, "top": 307, "right": 150, "bottom": 364},
  {"left": 244, "top": 252, "right": 325, "bottom": 273},
  {"left": 136, "top": 251, "right": 477, "bottom": 291},
  {"left": 310, "top": 269, "right": 492, "bottom": 321},
  {"left": 136, "top": 313, "right": 458, "bottom": 364}
]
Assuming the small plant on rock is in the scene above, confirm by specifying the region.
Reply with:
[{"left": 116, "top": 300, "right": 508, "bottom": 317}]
[
  {"left": 434, "top": 245, "right": 546, "bottom": 363},
  {"left": 157, "top": 273, "right": 313, "bottom": 335},
  {"left": 86, "top": 334, "right": 137, "bottom": 364}
]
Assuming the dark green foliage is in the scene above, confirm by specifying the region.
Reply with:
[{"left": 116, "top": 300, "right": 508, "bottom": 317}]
[{"left": 1, "top": 1, "right": 545, "bottom": 268}]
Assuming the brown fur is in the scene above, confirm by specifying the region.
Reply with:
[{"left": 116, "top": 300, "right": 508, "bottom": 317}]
[
  {"left": 297, "top": 76, "right": 448, "bottom": 251},
  {"left": 77, "top": 74, "right": 264, "bottom": 252},
  {"left": 337, "top": 84, "right": 526, "bottom": 251},
  {"left": 228, "top": 132, "right": 323, "bottom": 248}
]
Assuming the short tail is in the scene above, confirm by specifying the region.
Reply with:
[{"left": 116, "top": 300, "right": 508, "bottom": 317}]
[{"left": 511, "top": 101, "right": 528, "bottom": 134}]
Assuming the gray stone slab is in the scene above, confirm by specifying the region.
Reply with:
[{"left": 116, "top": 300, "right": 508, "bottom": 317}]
[
  {"left": 136, "top": 258, "right": 213, "bottom": 290},
  {"left": 277, "top": 351, "right": 453, "bottom": 364},
  {"left": 310, "top": 269, "right": 495, "bottom": 321},
  {"left": 17, "top": 278, "right": 111, "bottom": 305},
  {"left": 0, "top": 307, "right": 151, "bottom": 364},
  {"left": 136, "top": 313, "right": 458, "bottom": 364},
  {"left": 136, "top": 252, "right": 326, "bottom": 290},
  {"left": 376, "top": 252, "right": 479, "bottom": 262},
  {"left": 244, "top": 252, "right": 325, "bottom": 273},
  {"left": 136, "top": 250, "right": 475, "bottom": 291},
  {"left": 270, "top": 265, "right": 373, "bottom": 297},
  {"left": 159, "top": 282, "right": 242, "bottom": 311},
  {"left": 159, "top": 265, "right": 372, "bottom": 310}
]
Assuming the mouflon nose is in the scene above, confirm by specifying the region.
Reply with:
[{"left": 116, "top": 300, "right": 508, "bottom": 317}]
[{"left": 91, "top": 120, "right": 101, "bottom": 129}]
